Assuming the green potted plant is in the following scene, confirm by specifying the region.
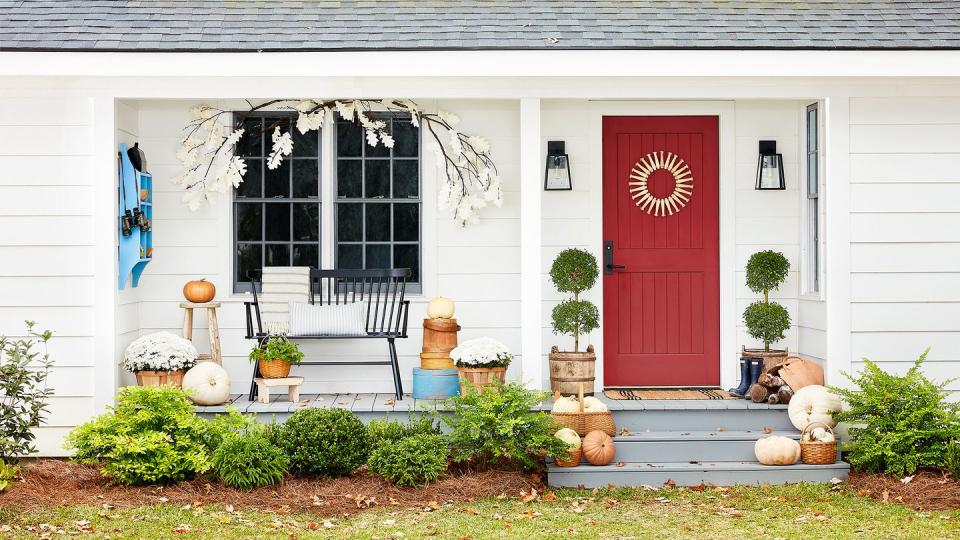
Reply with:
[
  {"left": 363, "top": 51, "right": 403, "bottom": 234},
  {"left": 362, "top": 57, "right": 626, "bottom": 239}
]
[
  {"left": 549, "top": 248, "right": 600, "bottom": 396},
  {"left": 742, "top": 250, "right": 791, "bottom": 371},
  {"left": 249, "top": 335, "right": 304, "bottom": 378}
]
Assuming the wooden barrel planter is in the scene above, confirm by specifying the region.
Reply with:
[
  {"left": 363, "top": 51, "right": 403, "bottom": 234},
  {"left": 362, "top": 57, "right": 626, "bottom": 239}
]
[
  {"left": 135, "top": 370, "right": 185, "bottom": 388},
  {"left": 422, "top": 318, "right": 460, "bottom": 353},
  {"left": 420, "top": 351, "right": 454, "bottom": 370},
  {"left": 743, "top": 346, "right": 789, "bottom": 373},
  {"left": 458, "top": 366, "right": 506, "bottom": 394},
  {"left": 549, "top": 345, "right": 596, "bottom": 396},
  {"left": 412, "top": 367, "right": 460, "bottom": 400}
]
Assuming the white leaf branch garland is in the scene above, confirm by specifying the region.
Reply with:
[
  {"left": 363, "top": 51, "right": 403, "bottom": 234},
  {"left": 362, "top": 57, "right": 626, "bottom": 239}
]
[
  {"left": 172, "top": 99, "right": 502, "bottom": 225},
  {"left": 628, "top": 151, "right": 693, "bottom": 217}
]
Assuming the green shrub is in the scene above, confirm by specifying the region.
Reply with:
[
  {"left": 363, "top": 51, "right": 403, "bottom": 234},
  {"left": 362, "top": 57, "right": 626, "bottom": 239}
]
[
  {"left": 831, "top": 350, "right": 960, "bottom": 476},
  {"left": 1, "top": 321, "right": 54, "bottom": 464},
  {"left": 276, "top": 408, "right": 369, "bottom": 477},
  {"left": 945, "top": 440, "right": 960, "bottom": 479},
  {"left": 249, "top": 335, "right": 304, "bottom": 366},
  {"left": 205, "top": 407, "right": 258, "bottom": 449},
  {"left": 65, "top": 386, "right": 215, "bottom": 485},
  {"left": 434, "top": 379, "right": 569, "bottom": 470},
  {"left": 549, "top": 248, "right": 600, "bottom": 352},
  {"left": 368, "top": 416, "right": 441, "bottom": 449},
  {"left": 0, "top": 460, "right": 18, "bottom": 493},
  {"left": 743, "top": 250, "right": 791, "bottom": 351},
  {"left": 212, "top": 430, "right": 288, "bottom": 490},
  {"left": 368, "top": 434, "right": 447, "bottom": 487}
]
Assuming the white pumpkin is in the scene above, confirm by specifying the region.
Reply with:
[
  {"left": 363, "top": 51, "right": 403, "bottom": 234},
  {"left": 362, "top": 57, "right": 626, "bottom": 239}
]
[
  {"left": 182, "top": 362, "right": 231, "bottom": 405},
  {"left": 788, "top": 384, "right": 842, "bottom": 431},
  {"left": 426, "top": 296, "right": 455, "bottom": 319},
  {"left": 551, "top": 396, "right": 580, "bottom": 413},
  {"left": 554, "top": 428, "right": 582, "bottom": 449},
  {"left": 582, "top": 396, "right": 609, "bottom": 412},
  {"left": 754, "top": 436, "right": 801, "bottom": 466}
]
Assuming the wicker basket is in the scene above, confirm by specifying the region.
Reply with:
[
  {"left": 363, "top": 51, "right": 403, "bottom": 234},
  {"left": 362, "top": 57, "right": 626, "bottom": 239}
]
[
  {"left": 458, "top": 366, "right": 506, "bottom": 394},
  {"left": 554, "top": 447, "right": 581, "bottom": 468},
  {"left": 550, "top": 383, "right": 616, "bottom": 437},
  {"left": 135, "top": 370, "right": 184, "bottom": 388},
  {"left": 259, "top": 358, "right": 292, "bottom": 379},
  {"left": 800, "top": 422, "right": 838, "bottom": 465}
]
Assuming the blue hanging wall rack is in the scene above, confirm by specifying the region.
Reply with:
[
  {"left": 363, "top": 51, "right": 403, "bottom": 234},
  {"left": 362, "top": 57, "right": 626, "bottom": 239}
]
[{"left": 118, "top": 143, "right": 153, "bottom": 289}]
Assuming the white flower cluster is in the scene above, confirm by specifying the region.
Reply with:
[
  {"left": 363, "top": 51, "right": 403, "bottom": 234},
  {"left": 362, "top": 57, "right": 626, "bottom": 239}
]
[
  {"left": 172, "top": 105, "right": 248, "bottom": 210},
  {"left": 122, "top": 331, "right": 199, "bottom": 372},
  {"left": 431, "top": 110, "right": 504, "bottom": 226},
  {"left": 450, "top": 337, "right": 513, "bottom": 368}
]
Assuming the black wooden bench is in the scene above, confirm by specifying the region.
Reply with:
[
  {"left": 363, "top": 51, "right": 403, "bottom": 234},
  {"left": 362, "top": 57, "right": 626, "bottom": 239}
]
[{"left": 244, "top": 268, "right": 411, "bottom": 401}]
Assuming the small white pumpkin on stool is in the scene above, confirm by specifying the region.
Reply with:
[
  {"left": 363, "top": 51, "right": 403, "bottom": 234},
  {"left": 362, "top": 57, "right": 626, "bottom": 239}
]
[
  {"left": 427, "top": 296, "right": 455, "bottom": 319},
  {"left": 182, "top": 362, "right": 231, "bottom": 405}
]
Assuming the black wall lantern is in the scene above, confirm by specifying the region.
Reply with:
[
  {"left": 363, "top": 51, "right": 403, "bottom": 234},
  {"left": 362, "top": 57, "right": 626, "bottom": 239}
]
[
  {"left": 544, "top": 140, "right": 572, "bottom": 190},
  {"left": 755, "top": 140, "right": 786, "bottom": 190}
]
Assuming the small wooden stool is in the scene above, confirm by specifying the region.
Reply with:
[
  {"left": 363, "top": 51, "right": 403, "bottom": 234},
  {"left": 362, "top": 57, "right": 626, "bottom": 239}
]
[
  {"left": 180, "top": 302, "right": 222, "bottom": 365},
  {"left": 254, "top": 376, "right": 304, "bottom": 404}
]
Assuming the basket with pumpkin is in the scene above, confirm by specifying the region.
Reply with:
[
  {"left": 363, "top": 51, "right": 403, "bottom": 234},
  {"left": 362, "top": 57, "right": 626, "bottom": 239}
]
[
  {"left": 553, "top": 428, "right": 582, "bottom": 467},
  {"left": 550, "top": 383, "right": 616, "bottom": 436}
]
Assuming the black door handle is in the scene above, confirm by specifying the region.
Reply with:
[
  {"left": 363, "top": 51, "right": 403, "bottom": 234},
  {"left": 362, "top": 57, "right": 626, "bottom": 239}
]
[
  {"left": 604, "top": 240, "right": 625, "bottom": 274},
  {"left": 606, "top": 264, "right": 625, "bottom": 270}
]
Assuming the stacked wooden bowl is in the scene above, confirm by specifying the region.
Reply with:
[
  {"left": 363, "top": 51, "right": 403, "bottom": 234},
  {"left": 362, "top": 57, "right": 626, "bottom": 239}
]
[{"left": 412, "top": 304, "right": 461, "bottom": 400}]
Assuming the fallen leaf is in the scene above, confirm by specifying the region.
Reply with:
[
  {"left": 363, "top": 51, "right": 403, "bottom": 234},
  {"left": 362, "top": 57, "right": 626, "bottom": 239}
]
[
  {"left": 520, "top": 487, "right": 538, "bottom": 503},
  {"left": 690, "top": 483, "right": 706, "bottom": 492},
  {"left": 882, "top": 490, "right": 890, "bottom": 503},
  {"left": 663, "top": 479, "right": 677, "bottom": 489},
  {"left": 616, "top": 462, "right": 625, "bottom": 468},
  {"left": 543, "top": 491, "right": 557, "bottom": 502},
  {"left": 463, "top": 507, "right": 479, "bottom": 516},
  {"left": 307, "top": 522, "right": 319, "bottom": 531},
  {"left": 172, "top": 524, "right": 191, "bottom": 534},
  {"left": 762, "top": 426, "right": 774, "bottom": 434},
  {"left": 716, "top": 426, "right": 726, "bottom": 432},
  {"left": 619, "top": 427, "right": 632, "bottom": 436}
]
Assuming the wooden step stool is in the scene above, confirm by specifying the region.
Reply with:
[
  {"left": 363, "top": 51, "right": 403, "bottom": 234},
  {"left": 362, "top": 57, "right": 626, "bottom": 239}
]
[
  {"left": 254, "top": 376, "right": 304, "bottom": 404},
  {"left": 181, "top": 302, "right": 222, "bottom": 365}
]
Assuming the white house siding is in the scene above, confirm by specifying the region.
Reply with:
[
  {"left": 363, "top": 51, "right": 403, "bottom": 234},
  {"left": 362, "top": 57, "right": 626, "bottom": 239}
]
[
  {"left": 131, "top": 99, "right": 522, "bottom": 395},
  {"left": 115, "top": 100, "right": 140, "bottom": 389},
  {"left": 849, "top": 94, "right": 960, "bottom": 392},
  {"left": 0, "top": 97, "right": 97, "bottom": 455}
]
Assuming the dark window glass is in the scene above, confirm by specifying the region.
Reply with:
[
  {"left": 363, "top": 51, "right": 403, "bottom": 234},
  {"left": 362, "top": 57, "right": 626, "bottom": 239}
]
[
  {"left": 233, "top": 112, "right": 321, "bottom": 292},
  {"left": 334, "top": 113, "right": 422, "bottom": 289}
]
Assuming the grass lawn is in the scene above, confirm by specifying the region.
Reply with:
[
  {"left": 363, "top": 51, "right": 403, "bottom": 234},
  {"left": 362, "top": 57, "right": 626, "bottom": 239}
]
[{"left": 2, "top": 483, "right": 958, "bottom": 539}]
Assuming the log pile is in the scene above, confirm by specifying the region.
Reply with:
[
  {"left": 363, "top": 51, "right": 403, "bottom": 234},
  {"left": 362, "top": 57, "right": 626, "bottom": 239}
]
[{"left": 746, "top": 372, "right": 794, "bottom": 404}]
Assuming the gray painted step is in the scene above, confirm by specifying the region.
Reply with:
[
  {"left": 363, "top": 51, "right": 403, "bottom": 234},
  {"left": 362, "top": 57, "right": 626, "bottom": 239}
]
[
  {"left": 612, "top": 407, "right": 794, "bottom": 432},
  {"left": 548, "top": 460, "right": 850, "bottom": 487},
  {"left": 611, "top": 430, "right": 805, "bottom": 463}
]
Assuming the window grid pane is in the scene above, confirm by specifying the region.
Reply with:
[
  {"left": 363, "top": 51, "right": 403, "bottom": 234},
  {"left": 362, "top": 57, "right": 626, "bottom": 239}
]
[
  {"left": 233, "top": 112, "right": 321, "bottom": 291},
  {"left": 334, "top": 113, "right": 421, "bottom": 286},
  {"left": 806, "top": 103, "right": 820, "bottom": 293}
]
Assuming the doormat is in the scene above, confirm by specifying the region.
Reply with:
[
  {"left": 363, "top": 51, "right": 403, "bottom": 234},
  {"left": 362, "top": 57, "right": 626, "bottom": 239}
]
[{"left": 603, "top": 389, "right": 734, "bottom": 400}]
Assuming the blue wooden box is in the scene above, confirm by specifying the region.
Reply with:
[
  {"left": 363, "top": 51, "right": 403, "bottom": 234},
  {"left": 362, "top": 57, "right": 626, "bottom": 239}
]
[{"left": 412, "top": 367, "right": 460, "bottom": 400}]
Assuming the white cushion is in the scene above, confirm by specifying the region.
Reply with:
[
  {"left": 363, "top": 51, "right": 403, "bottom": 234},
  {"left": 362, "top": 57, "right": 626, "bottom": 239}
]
[{"left": 288, "top": 301, "right": 368, "bottom": 337}]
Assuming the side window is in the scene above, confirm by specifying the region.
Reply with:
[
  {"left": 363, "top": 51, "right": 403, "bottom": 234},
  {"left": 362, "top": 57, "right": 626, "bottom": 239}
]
[
  {"left": 334, "top": 114, "right": 421, "bottom": 288},
  {"left": 233, "top": 114, "right": 321, "bottom": 291},
  {"left": 805, "top": 103, "right": 820, "bottom": 293}
]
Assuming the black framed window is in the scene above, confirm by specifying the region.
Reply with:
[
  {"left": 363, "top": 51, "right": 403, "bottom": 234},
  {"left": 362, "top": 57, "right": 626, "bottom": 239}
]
[
  {"left": 233, "top": 113, "right": 321, "bottom": 291},
  {"left": 335, "top": 114, "right": 421, "bottom": 289},
  {"left": 805, "top": 103, "right": 820, "bottom": 293}
]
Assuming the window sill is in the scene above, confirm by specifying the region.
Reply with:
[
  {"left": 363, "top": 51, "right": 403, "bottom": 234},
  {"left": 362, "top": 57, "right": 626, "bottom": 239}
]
[{"left": 798, "top": 292, "right": 824, "bottom": 302}]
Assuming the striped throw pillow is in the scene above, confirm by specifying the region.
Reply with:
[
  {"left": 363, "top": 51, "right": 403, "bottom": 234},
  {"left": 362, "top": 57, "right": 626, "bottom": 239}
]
[{"left": 288, "top": 301, "right": 368, "bottom": 337}]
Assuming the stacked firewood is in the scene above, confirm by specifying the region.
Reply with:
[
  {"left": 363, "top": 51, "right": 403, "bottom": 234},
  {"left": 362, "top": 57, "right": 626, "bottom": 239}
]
[{"left": 747, "top": 372, "right": 794, "bottom": 404}]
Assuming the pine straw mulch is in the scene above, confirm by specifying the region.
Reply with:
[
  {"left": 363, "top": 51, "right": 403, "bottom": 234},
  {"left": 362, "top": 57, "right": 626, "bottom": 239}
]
[
  {"left": 846, "top": 469, "right": 960, "bottom": 511},
  {"left": 0, "top": 459, "right": 540, "bottom": 516}
]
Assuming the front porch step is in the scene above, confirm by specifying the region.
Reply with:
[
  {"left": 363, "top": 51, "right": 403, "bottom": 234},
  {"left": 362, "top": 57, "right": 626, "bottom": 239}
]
[
  {"left": 609, "top": 405, "right": 794, "bottom": 432},
  {"left": 548, "top": 460, "right": 850, "bottom": 488},
  {"left": 611, "top": 430, "right": 810, "bottom": 463}
]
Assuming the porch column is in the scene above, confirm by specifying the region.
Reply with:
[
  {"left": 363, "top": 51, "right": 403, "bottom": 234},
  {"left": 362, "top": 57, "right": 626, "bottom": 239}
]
[
  {"left": 519, "top": 98, "right": 544, "bottom": 388},
  {"left": 823, "top": 95, "right": 852, "bottom": 387},
  {"left": 92, "top": 95, "right": 118, "bottom": 414}
]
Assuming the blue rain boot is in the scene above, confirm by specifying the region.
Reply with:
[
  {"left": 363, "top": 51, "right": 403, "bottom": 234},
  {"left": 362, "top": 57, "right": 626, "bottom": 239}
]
[
  {"left": 727, "top": 357, "right": 751, "bottom": 397},
  {"left": 744, "top": 358, "right": 763, "bottom": 399}
]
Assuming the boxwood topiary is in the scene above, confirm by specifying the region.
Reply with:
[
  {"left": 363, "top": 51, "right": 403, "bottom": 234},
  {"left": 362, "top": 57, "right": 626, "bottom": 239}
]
[
  {"left": 549, "top": 248, "right": 600, "bottom": 352},
  {"left": 276, "top": 408, "right": 369, "bottom": 477},
  {"left": 212, "top": 429, "right": 288, "bottom": 490},
  {"left": 743, "top": 250, "right": 791, "bottom": 351},
  {"left": 368, "top": 434, "right": 447, "bottom": 487},
  {"left": 368, "top": 416, "right": 441, "bottom": 449}
]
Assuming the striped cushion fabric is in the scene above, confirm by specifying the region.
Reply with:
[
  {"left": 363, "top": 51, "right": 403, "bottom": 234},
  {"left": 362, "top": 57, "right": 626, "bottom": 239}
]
[{"left": 288, "top": 301, "right": 368, "bottom": 337}]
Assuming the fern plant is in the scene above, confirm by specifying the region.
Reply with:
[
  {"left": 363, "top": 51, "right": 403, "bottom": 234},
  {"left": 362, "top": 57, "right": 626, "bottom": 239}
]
[
  {"left": 432, "top": 379, "right": 568, "bottom": 470},
  {"left": 831, "top": 349, "right": 960, "bottom": 476},
  {"left": 212, "top": 429, "right": 288, "bottom": 490}
]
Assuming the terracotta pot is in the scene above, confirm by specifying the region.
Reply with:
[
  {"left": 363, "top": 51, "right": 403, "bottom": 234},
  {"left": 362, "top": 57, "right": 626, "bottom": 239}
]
[
  {"left": 457, "top": 366, "right": 506, "bottom": 394},
  {"left": 135, "top": 370, "right": 185, "bottom": 388},
  {"left": 549, "top": 345, "right": 596, "bottom": 396},
  {"left": 743, "top": 346, "right": 789, "bottom": 373},
  {"left": 259, "top": 358, "right": 292, "bottom": 378}
]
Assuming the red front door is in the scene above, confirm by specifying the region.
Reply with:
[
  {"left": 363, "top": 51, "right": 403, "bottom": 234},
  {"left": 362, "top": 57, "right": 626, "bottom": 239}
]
[{"left": 602, "top": 116, "right": 720, "bottom": 387}]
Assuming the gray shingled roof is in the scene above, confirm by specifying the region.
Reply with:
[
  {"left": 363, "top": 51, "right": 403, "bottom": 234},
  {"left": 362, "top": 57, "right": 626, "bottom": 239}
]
[{"left": 1, "top": 0, "right": 958, "bottom": 51}]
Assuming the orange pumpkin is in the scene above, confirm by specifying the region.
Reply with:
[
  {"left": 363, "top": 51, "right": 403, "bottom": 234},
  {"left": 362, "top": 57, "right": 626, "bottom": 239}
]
[
  {"left": 183, "top": 278, "right": 216, "bottom": 303},
  {"left": 582, "top": 430, "right": 615, "bottom": 466}
]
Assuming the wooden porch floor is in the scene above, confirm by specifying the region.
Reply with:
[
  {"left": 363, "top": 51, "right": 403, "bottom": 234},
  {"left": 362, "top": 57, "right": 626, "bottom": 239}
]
[{"left": 195, "top": 393, "right": 787, "bottom": 415}]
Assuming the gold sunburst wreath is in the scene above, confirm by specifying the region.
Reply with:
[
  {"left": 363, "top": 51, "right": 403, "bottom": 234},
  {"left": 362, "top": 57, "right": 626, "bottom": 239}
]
[{"left": 628, "top": 151, "right": 693, "bottom": 216}]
